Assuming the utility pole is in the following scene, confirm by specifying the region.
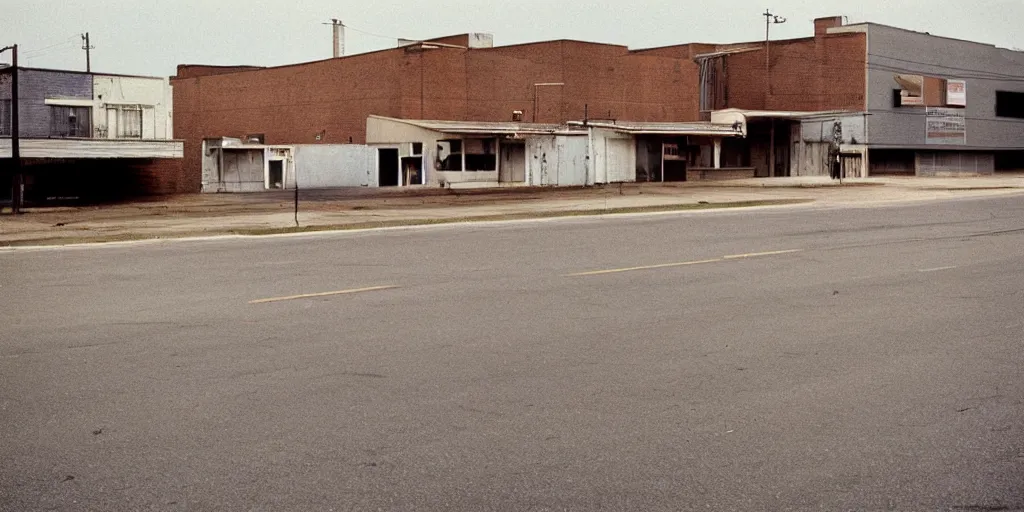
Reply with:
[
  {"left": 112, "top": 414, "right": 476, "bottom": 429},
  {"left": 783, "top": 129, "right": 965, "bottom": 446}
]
[
  {"left": 81, "top": 33, "right": 94, "bottom": 73},
  {"left": 763, "top": 10, "right": 786, "bottom": 178},
  {"left": 762, "top": 10, "right": 787, "bottom": 102},
  {"left": 2, "top": 44, "right": 21, "bottom": 213}
]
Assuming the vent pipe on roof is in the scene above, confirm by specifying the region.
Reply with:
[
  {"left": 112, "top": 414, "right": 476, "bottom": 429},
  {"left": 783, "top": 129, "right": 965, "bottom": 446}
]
[{"left": 330, "top": 19, "right": 345, "bottom": 58}]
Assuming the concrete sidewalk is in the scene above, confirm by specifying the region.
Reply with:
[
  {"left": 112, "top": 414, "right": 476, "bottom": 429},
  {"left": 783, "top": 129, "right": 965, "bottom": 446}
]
[{"left": 1, "top": 175, "right": 1022, "bottom": 247}]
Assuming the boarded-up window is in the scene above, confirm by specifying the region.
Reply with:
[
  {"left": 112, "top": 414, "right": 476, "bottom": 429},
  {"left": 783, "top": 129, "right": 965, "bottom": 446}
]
[
  {"left": 49, "top": 105, "right": 92, "bottom": 137},
  {"left": 0, "top": 99, "right": 10, "bottom": 136}
]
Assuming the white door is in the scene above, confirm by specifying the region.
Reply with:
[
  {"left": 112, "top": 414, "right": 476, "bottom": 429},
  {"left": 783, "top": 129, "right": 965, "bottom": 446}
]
[
  {"left": 606, "top": 138, "right": 634, "bottom": 183},
  {"left": 499, "top": 143, "right": 526, "bottom": 183}
]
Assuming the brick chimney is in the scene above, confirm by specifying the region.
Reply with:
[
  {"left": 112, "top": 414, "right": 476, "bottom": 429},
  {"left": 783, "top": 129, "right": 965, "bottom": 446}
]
[{"left": 814, "top": 16, "right": 844, "bottom": 37}]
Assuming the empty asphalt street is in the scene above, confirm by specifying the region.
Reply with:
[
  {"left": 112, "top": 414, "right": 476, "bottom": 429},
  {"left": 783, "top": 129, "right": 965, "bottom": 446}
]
[{"left": 2, "top": 195, "right": 1024, "bottom": 511}]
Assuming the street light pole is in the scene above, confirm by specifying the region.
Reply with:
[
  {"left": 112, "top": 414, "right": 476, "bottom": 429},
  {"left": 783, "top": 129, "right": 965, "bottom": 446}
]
[{"left": 1, "top": 44, "right": 20, "bottom": 214}]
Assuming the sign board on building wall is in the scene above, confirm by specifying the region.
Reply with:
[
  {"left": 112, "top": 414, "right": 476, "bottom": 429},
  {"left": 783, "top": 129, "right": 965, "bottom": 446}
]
[
  {"left": 946, "top": 80, "right": 967, "bottom": 107},
  {"left": 926, "top": 107, "right": 966, "bottom": 145}
]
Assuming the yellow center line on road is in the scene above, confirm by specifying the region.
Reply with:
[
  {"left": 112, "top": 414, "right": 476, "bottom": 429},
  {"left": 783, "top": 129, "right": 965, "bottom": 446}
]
[
  {"left": 723, "top": 249, "right": 804, "bottom": 260},
  {"left": 249, "top": 285, "right": 398, "bottom": 305},
  {"left": 565, "top": 259, "right": 724, "bottom": 277}
]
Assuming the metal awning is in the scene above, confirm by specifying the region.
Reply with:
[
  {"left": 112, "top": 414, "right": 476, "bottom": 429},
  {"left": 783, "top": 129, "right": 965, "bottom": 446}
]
[
  {"left": 369, "top": 116, "right": 586, "bottom": 136},
  {"left": 693, "top": 47, "right": 761, "bottom": 60},
  {"left": 0, "top": 138, "right": 184, "bottom": 159},
  {"left": 710, "top": 109, "right": 861, "bottom": 137},
  {"left": 569, "top": 120, "right": 744, "bottom": 137}
]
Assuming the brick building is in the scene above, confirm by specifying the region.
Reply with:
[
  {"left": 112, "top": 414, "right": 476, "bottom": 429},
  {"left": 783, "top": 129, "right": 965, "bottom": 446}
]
[
  {"left": 168, "top": 17, "right": 868, "bottom": 193},
  {"left": 168, "top": 16, "right": 1024, "bottom": 193},
  {"left": 1, "top": 67, "right": 183, "bottom": 204}
]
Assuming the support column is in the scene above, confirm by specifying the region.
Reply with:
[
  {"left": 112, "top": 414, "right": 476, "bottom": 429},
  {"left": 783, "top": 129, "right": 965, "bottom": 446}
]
[
  {"left": 769, "top": 119, "right": 776, "bottom": 178},
  {"left": 713, "top": 138, "right": 722, "bottom": 169}
]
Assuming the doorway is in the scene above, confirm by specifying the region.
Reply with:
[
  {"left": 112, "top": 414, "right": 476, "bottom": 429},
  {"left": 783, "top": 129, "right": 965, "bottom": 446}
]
[
  {"left": 499, "top": 142, "right": 526, "bottom": 183},
  {"left": 662, "top": 142, "right": 687, "bottom": 182},
  {"left": 268, "top": 160, "right": 284, "bottom": 189},
  {"left": 378, "top": 148, "right": 400, "bottom": 187},
  {"left": 400, "top": 156, "right": 423, "bottom": 186}
]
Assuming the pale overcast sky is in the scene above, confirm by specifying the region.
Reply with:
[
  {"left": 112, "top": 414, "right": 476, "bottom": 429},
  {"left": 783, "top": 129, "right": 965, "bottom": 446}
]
[{"left": 3, "top": 0, "right": 1023, "bottom": 77}]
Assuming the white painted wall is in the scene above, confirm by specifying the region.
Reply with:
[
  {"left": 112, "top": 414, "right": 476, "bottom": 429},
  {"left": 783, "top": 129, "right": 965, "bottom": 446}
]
[
  {"left": 293, "top": 144, "right": 376, "bottom": 188},
  {"left": 369, "top": 117, "right": 594, "bottom": 187},
  {"left": 527, "top": 135, "right": 590, "bottom": 186},
  {"left": 200, "top": 143, "right": 296, "bottom": 193},
  {"left": 367, "top": 117, "right": 438, "bottom": 185},
  {"left": 590, "top": 128, "right": 635, "bottom": 184},
  {"left": 368, "top": 117, "right": 510, "bottom": 187},
  {"left": 92, "top": 75, "right": 173, "bottom": 140}
]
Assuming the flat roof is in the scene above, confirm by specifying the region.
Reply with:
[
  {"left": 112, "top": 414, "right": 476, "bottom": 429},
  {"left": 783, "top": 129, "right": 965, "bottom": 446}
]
[
  {"left": 837, "top": 22, "right": 1024, "bottom": 52},
  {"left": 6, "top": 66, "right": 167, "bottom": 81},
  {"left": 713, "top": 108, "right": 858, "bottom": 120}
]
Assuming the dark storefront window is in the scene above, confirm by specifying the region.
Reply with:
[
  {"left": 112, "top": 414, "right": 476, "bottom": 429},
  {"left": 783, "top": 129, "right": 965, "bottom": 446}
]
[
  {"left": 50, "top": 105, "right": 92, "bottom": 137},
  {"left": 996, "top": 91, "right": 1024, "bottom": 119}
]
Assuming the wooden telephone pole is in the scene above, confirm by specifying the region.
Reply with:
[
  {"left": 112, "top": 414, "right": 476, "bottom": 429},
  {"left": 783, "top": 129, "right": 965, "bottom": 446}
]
[
  {"left": 2, "top": 44, "right": 21, "bottom": 213},
  {"left": 81, "top": 33, "right": 94, "bottom": 72},
  {"left": 763, "top": 10, "right": 786, "bottom": 177}
]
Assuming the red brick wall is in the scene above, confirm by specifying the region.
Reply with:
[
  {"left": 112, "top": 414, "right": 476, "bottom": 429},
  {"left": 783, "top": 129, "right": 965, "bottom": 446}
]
[
  {"left": 724, "top": 33, "right": 866, "bottom": 112},
  {"left": 172, "top": 40, "right": 712, "bottom": 193},
  {"left": 174, "top": 65, "right": 265, "bottom": 80},
  {"left": 170, "top": 32, "right": 865, "bottom": 194},
  {"left": 137, "top": 158, "right": 189, "bottom": 195},
  {"left": 172, "top": 50, "right": 405, "bottom": 192}
]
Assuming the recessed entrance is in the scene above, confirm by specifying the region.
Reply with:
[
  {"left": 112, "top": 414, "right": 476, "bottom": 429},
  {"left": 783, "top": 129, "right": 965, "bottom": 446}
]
[
  {"left": 268, "top": 160, "right": 284, "bottom": 189},
  {"left": 378, "top": 148, "right": 400, "bottom": 187}
]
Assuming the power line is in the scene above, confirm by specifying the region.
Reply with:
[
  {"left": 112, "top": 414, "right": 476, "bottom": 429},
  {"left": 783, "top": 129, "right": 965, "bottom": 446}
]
[
  {"left": 868, "top": 63, "right": 1024, "bottom": 83},
  {"left": 342, "top": 23, "right": 403, "bottom": 42},
  {"left": 21, "top": 38, "right": 78, "bottom": 58},
  {"left": 867, "top": 109, "right": 1024, "bottom": 124},
  {"left": 868, "top": 53, "right": 1024, "bottom": 80}
]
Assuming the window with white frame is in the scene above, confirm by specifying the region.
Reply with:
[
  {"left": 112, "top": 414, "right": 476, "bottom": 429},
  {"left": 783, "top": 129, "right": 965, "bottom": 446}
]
[
  {"left": 106, "top": 105, "right": 144, "bottom": 139},
  {"left": 116, "top": 106, "right": 143, "bottom": 138},
  {"left": 49, "top": 105, "right": 92, "bottom": 138}
]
